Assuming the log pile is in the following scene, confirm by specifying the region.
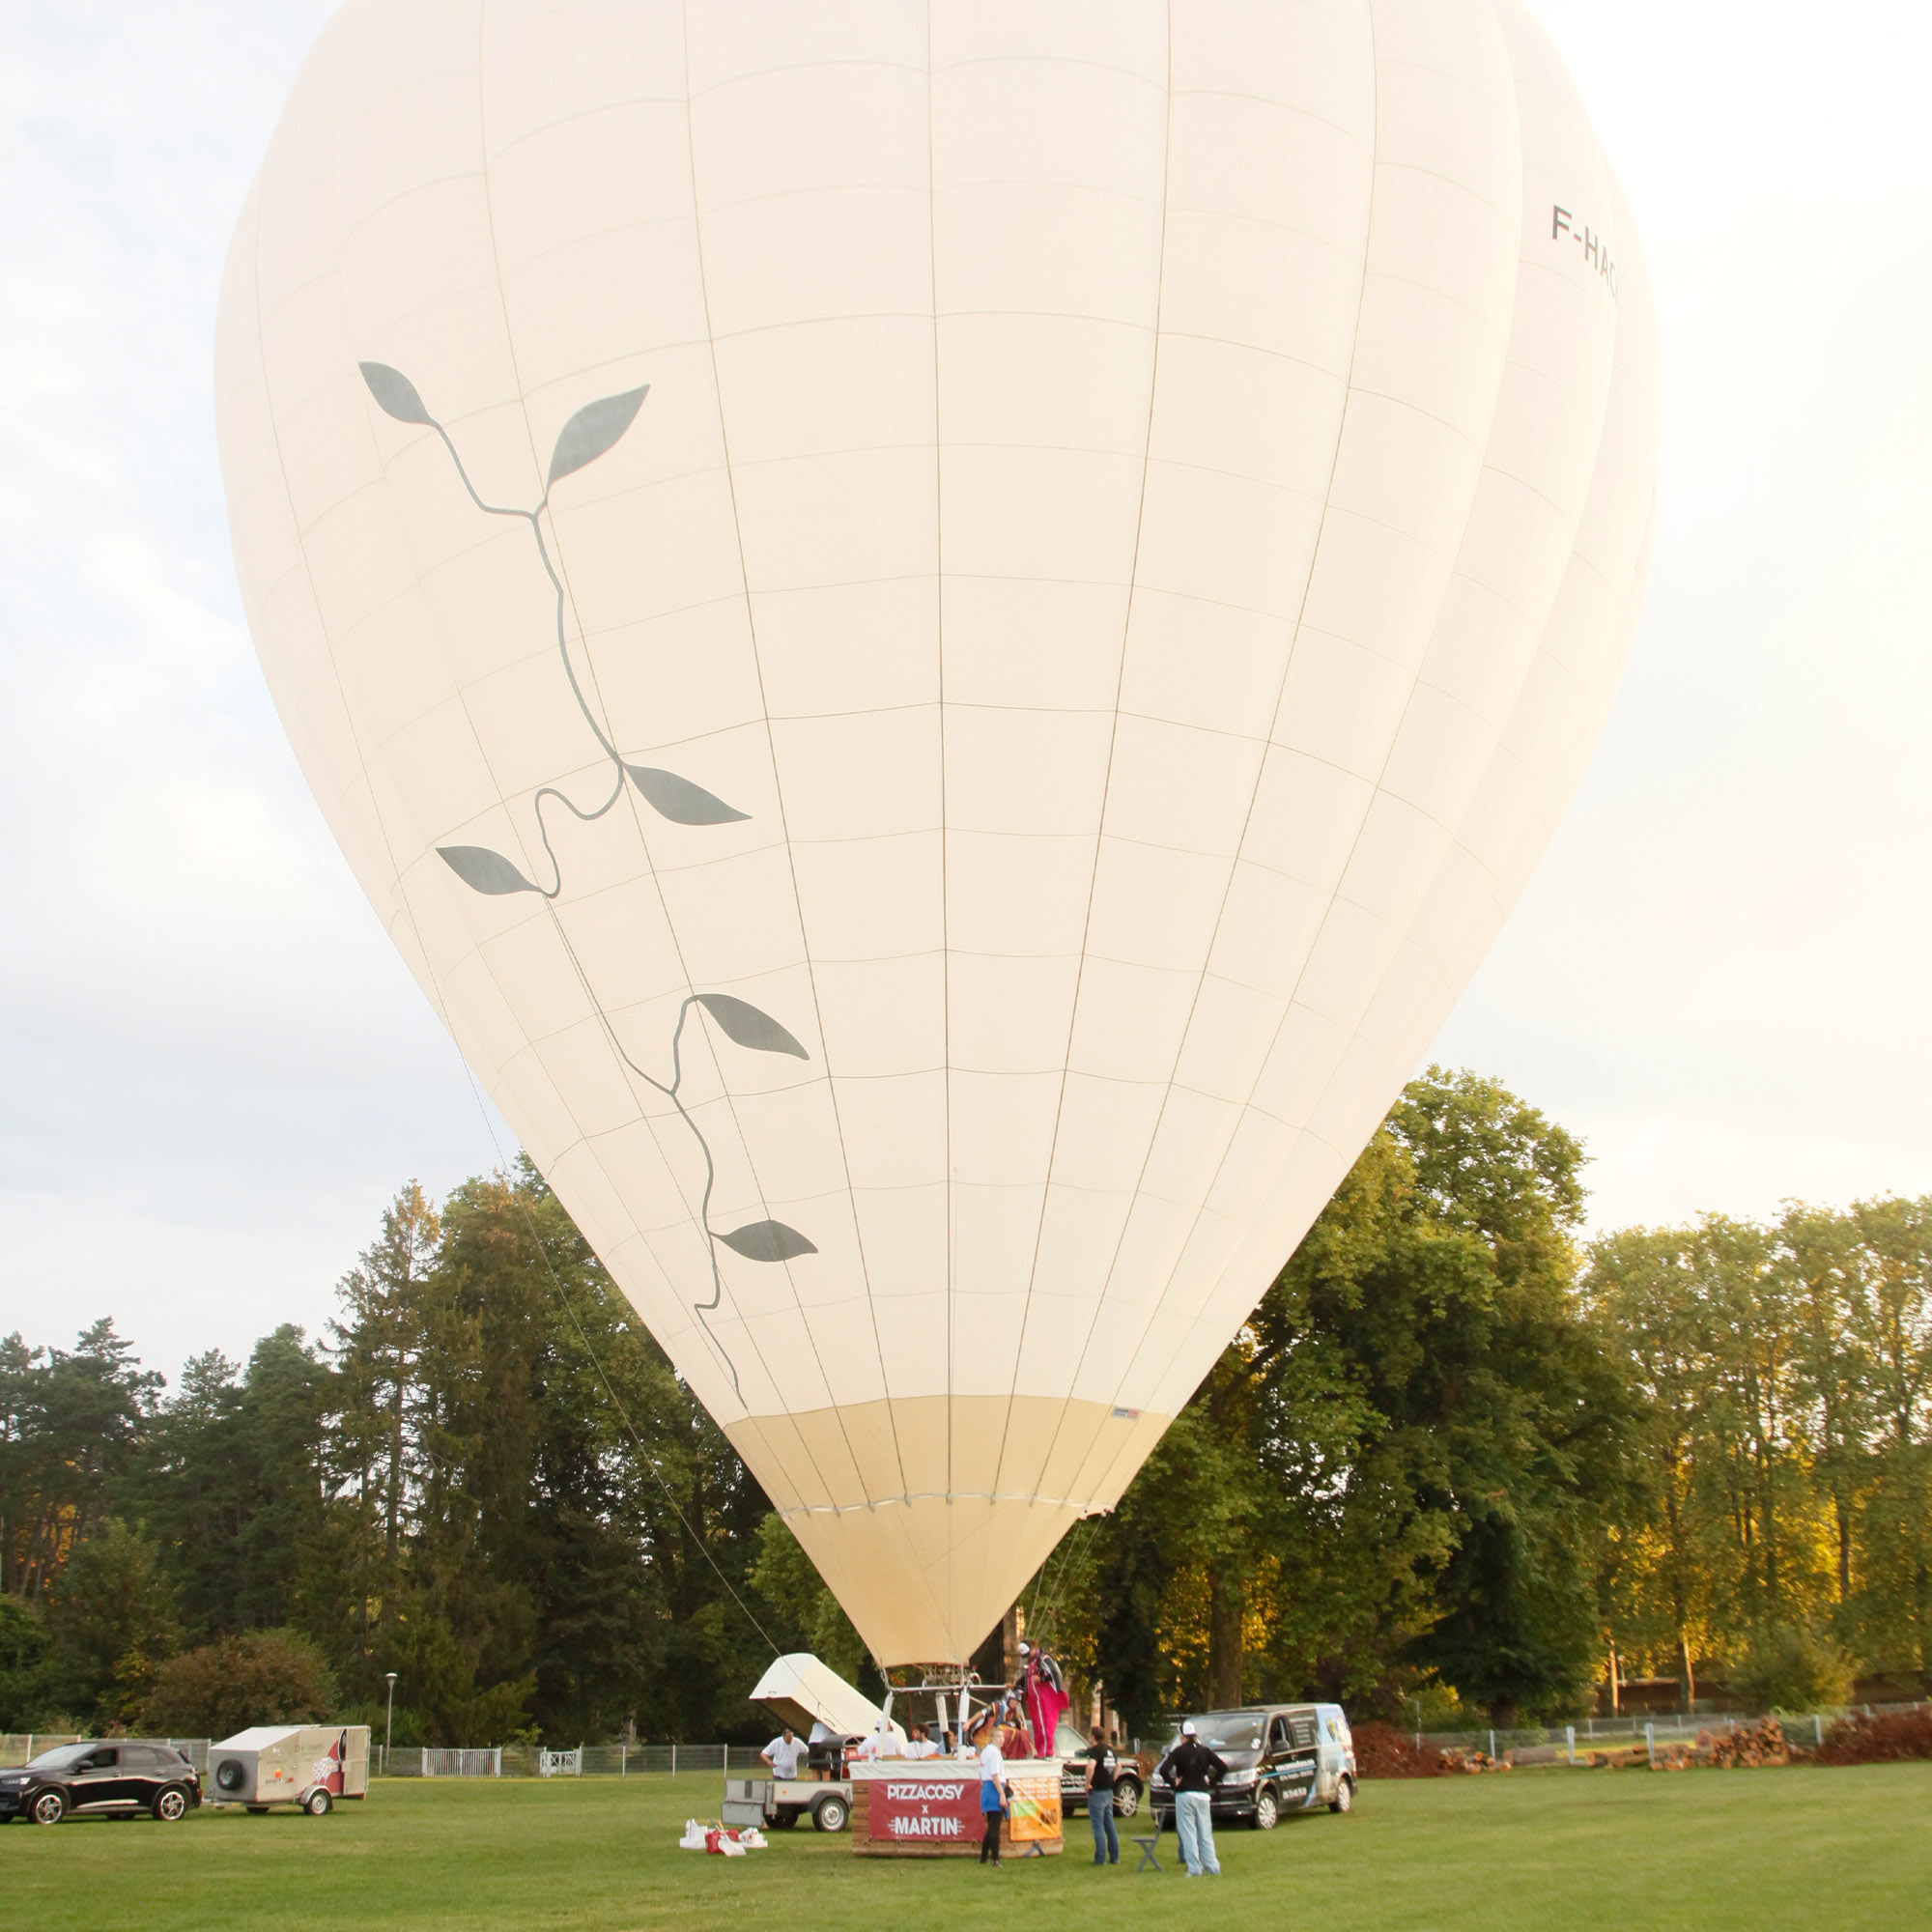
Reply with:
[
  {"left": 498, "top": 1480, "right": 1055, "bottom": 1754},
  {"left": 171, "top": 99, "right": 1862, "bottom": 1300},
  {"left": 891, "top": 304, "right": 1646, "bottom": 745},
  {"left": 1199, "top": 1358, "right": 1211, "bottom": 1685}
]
[
  {"left": 1635, "top": 1720, "right": 1789, "bottom": 1769},
  {"left": 1438, "top": 1747, "right": 1512, "bottom": 1774},
  {"left": 1699, "top": 1719, "right": 1790, "bottom": 1768}
]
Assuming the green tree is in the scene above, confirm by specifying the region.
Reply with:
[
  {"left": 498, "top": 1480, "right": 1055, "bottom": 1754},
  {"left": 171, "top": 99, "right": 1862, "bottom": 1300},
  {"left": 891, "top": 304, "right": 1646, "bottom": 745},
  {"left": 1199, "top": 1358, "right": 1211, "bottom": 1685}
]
[
  {"left": 43, "top": 1518, "right": 180, "bottom": 1726},
  {"left": 0, "top": 1322, "right": 159, "bottom": 1601},
  {"left": 1079, "top": 1069, "right": 1617, "bottom": 1732},
  {"left": 143, "top": 1628, "right": 338, "bottom": 1738},
  {"left": 0, "top": 1592, "right": 54, "bottom": 1728},
  {"left": 1843, "top": 1196, "right": 1932, "bottom": 1690},
  {"left": 1585, "top": 1226, "right": 1713, "bottom": 1711},
  {"left": 750, "top": 1516, "right": 867, "bottom": 1687}
]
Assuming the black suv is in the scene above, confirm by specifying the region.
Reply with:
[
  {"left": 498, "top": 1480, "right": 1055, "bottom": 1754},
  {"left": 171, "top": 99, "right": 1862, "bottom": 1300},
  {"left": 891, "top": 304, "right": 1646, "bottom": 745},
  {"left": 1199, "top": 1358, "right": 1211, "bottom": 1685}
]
[
  {"left": 1052, "top": 1722, "right": 1146, "bottom": 1818},
  {"left": 0, "top": 1741, "right": 203, "bottom": 1825}
]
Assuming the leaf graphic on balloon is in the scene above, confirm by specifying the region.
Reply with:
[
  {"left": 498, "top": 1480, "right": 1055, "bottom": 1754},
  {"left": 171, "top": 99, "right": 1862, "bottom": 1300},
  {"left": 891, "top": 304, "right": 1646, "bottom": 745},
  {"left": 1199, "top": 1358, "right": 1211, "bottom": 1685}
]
[
  {"left": 717, "top": 1219, "right": 818, "bottom": 1264},
  {"left": 548, "top": 385, "right": 649, "bottom": 486},
  {"left": 437, "top": 845, "right": 541, "bottom": 895},
  {"left": 695, "top": 993, "right": 809, "bottom": 1059},
  {"left": 359, "top": 360, "right": 433, "bottom": 426},
  {"left": 626, "top": 764, "right": 750, "bottom": 826}
]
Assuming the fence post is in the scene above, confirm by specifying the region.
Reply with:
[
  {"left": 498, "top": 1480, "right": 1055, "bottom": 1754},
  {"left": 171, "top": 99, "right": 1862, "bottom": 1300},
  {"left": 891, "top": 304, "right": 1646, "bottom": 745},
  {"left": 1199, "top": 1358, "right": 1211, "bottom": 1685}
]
[
  {"left": 1566, "top": 1725, "right": 1576, "bottom": 1766},
  {"left": 620, "top": 1745, "right": 626, "bottom": 1778},
  {"left": 724, "top": 1744, "right": 729, "bottom": 1773},
  {"left": 1644, "top": 1722, "right": 1654, "bottom": 1767},
  {"left": 1488, "top": 1729, "right": 1495, "bottom": 1761},
  {"left": 671, "top": 1743, "right": 676, "bottom": 1779},
  {"left": 494, "top": 1748, "right": 502, "bottom": 1777},
  {"left": 1814, "top": 1715, "right": 1823, "bottom": 1748}
]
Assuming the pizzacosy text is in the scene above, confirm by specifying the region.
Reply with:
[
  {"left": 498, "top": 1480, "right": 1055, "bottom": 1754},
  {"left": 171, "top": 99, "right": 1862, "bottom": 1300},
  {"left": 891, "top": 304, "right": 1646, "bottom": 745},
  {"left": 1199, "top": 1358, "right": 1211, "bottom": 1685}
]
[{"left": 875, "top": 1777, "right": 978, "bottom": 1839}]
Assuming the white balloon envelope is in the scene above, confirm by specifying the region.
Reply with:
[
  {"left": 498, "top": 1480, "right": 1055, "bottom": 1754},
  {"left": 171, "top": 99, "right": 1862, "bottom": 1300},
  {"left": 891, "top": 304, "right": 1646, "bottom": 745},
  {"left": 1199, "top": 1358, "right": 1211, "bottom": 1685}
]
[{"left": 216, "top": 0, "right": 1657, "bottom": 1664}]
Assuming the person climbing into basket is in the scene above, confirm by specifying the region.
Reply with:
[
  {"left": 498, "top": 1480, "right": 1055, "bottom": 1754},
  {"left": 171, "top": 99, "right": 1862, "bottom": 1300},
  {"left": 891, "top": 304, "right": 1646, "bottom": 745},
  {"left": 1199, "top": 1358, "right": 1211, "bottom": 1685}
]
[{"left": 978, "top": 1728, "right": 1013, "bottom": 1867}]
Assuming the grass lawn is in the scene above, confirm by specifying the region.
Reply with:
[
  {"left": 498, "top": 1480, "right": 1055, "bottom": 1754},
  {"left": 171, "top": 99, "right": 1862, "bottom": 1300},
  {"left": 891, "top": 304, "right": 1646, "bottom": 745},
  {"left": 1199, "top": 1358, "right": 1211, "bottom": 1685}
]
[{"left": 8, "top": 1765, "right": 1929, "bottom": 1930}]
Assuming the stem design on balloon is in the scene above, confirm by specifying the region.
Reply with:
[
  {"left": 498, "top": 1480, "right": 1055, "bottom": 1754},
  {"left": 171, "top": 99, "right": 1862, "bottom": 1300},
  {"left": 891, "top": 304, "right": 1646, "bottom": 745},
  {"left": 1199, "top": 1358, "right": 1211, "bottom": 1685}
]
[{"left": 359, "top": 360, "right": 813, "bottom": 1398}]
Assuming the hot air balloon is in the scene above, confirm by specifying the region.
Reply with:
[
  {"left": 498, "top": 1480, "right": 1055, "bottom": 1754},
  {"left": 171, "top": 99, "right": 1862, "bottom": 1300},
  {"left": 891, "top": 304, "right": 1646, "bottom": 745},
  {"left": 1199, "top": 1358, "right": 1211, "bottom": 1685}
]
[{"left": 215, "top": 0, "right": 1657, "bottom": 1668}]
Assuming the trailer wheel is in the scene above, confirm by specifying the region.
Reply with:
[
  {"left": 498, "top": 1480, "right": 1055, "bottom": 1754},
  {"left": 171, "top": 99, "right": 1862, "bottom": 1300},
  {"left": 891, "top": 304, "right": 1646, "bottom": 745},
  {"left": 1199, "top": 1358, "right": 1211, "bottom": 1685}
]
[
  {"left": 772, "top": 1807, "right": 800, "bottom": 1829},
  {"left": 153, "top": 1786, "right": 190, "bottom": 1823},
  {"left": 1328, "top": 1776, "right": 1353, "bottom": 1815},
  {"left": 245, "top": 1805, "right": 270, "bottom": 1815},
  {"left": 810, "top": 1794, "right": 848, "bottom": 1833},
  {"left": 304, "top": 1788, "right": 333, "bottom": 1816}
]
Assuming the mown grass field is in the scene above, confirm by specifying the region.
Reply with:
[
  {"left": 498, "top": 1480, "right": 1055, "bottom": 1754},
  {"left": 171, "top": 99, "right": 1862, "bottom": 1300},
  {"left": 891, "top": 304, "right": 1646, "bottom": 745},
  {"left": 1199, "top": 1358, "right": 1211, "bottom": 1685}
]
[{"left": 8, "top": 1764, "right": 1928, "bottom": 1930}]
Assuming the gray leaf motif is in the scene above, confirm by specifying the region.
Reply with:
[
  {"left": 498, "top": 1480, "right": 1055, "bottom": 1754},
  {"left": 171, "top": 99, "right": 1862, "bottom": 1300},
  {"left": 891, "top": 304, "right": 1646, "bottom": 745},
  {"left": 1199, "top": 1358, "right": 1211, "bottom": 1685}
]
[
  {"left": 717, "top": 1219, "right": 818, "bottom": 1264},
  {"left": 548, "top": 385, "right": 649, "bottom": 486},
  {"left": 695, "top": 993, "right": 809, "bottom": 1059},
  {"left": 626, "top": 764, "right": 750, "bottom": 826},
  {"left": 437, "top": 845, "right": 540, "bottom": 895},
  {"left": 359, "top": 361, "right": 432, "bottom": 426}
]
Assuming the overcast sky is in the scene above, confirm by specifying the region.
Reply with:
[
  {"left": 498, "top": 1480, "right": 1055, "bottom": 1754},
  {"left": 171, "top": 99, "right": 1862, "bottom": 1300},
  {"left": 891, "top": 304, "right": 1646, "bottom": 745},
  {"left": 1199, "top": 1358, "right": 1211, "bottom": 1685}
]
[{"left": 4, "top": 2, "right": 1928, "bottom": 1385}]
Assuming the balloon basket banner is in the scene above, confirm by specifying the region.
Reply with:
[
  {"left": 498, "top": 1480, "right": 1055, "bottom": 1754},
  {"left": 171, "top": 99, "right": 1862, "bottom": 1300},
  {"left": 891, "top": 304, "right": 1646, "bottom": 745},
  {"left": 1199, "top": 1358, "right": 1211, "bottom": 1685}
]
[{"left": 849, "top": 1761, "right": 1063, "bottom": 1858}]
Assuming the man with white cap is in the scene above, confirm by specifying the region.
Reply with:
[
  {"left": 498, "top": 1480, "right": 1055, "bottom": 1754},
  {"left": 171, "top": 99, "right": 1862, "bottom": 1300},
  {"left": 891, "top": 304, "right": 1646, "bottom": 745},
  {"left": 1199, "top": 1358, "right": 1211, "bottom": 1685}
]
[{"left": 1155, "top": 1721, "right": 1229, "bottom": 1877}]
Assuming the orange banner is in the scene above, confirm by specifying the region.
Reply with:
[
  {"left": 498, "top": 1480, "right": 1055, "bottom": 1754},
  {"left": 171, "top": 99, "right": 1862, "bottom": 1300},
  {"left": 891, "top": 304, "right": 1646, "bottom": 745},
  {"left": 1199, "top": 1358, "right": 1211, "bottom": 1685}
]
[{"left": 1006, "top": 1768, "right": 1062, "bottom": 1843}]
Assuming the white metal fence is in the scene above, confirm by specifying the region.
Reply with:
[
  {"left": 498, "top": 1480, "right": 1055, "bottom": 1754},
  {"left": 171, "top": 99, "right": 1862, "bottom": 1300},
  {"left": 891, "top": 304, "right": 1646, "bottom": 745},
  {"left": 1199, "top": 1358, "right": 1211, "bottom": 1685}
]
[
  {"left": 371, "top": 1742, "right": 753, "bottom": 1777},
  {"left": 0, "top": 1735, "right": 212, "bottom": 1771}
]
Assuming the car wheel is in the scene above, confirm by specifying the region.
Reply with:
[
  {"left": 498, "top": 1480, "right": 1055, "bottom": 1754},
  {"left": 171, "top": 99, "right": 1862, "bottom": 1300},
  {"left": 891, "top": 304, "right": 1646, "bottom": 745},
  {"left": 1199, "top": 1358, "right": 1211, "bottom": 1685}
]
[
  {"left": 304, "top": 1789, "right": 333, "bottom": 1816},
  {"left": 153, "top": 1786, "right": 190, "bottom": 1823},
  {"left": 1252, "top": 1786, "right": 1280, "bottom": 1831},
  {"left": 1113, "top": 1778, "right": 1141, "bottom": 1818},
  {"left": 811, "top": 1794, "right": 848, "bottom": 1833},
  {"left": 30, "top": 1789, "right": 67, "bottom": 1826},
  {"left": 1329, "top": 1776, "right": 1353, "bottom": 1815}
]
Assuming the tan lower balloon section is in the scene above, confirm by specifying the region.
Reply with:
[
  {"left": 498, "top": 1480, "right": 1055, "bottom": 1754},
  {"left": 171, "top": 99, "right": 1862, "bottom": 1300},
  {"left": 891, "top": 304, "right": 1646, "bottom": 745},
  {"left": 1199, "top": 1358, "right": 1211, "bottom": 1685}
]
[{"left": 725, "top": 1397, "right": 1173, "bottom": 1665}]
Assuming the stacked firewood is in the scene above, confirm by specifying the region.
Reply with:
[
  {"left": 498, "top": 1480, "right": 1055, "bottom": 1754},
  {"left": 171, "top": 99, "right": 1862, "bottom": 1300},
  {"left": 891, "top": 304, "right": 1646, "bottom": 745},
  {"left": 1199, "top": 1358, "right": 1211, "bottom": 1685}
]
[{"left": 1694, "top": 1719, "right": 1790, "bottom": 1768}]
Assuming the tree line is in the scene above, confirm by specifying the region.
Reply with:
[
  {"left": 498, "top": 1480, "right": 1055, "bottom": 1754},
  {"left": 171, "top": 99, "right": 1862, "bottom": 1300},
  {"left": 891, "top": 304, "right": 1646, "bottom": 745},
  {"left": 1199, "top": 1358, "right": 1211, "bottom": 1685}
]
[{"left": 1, "top": 1071, "right": 1926, "bottom": 1744}]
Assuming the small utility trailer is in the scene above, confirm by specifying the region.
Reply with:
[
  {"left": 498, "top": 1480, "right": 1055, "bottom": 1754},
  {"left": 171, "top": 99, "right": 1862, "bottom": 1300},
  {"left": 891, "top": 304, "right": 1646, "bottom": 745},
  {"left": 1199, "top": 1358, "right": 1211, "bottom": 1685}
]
[
  {"left": 721, "top": 1654, "right": 907, "bottom": 1834},
  {"left": 207, "top": 1725, "right": 369, "bottom": 1816}
]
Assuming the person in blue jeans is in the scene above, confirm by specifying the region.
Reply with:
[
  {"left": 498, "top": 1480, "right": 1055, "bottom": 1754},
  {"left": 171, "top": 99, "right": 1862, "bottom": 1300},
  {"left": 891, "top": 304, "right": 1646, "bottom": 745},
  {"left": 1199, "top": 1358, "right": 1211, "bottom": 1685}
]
[
  {"left": 1081, "top": 1726, "right": 1120, "bottom": 1864},
  {"left": 1156, "top": 1721, "right": 1228, "bottom": 1876}
]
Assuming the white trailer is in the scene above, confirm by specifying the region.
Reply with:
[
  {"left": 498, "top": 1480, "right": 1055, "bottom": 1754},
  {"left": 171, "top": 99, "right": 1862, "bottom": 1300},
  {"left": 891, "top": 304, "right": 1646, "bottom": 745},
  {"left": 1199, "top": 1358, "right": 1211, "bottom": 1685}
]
[
  {"left": 207, "top": 1725, "right": 370, "bottom": 1816},
  {"left": 722, "top": 1654, "right": 906, "bottom": 1835}
]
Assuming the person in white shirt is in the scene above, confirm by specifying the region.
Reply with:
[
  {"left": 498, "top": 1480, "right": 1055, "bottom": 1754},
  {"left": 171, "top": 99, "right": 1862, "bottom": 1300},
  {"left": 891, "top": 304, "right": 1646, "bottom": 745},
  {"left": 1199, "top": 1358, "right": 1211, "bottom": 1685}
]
[
  {"left": 853, "top": 1721, "right": 902, "bottom": 1761},
  {"left": 902, "top": 1723, "right": 941, "bottom": 1760},
  {"left": 978, "top": 1737, "right": 1010, "bottom": 1867},
  {"left": 761, "top": 1727, "right": 807, "bottom": 1781}
]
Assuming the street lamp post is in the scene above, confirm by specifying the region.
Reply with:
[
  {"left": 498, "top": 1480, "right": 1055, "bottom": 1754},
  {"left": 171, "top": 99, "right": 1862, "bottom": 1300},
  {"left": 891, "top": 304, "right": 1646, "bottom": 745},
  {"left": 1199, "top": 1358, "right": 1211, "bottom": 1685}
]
[{"left": 385, "top": 1672, "right": 399, "bottom": 1772}]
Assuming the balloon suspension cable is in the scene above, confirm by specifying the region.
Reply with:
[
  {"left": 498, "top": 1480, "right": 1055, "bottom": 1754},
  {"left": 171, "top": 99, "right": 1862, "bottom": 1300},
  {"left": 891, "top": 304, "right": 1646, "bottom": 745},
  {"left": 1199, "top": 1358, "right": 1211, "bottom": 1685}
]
[
  {"left": 344, "top": 897, "right": 783, "bottom": 1659},
  {"left": 1025, "top": 1515, "right": 1098, "bottom": 1654},
  {"left": 453, "top": 1053, "right": 781, "bottom": 1660}
]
